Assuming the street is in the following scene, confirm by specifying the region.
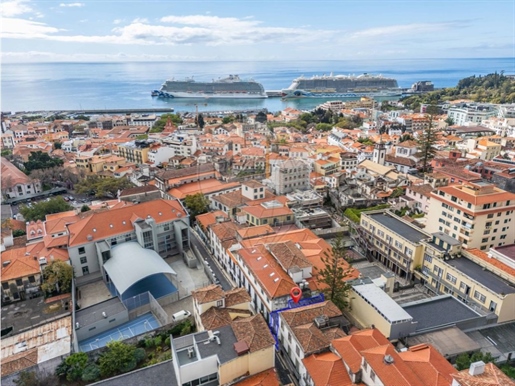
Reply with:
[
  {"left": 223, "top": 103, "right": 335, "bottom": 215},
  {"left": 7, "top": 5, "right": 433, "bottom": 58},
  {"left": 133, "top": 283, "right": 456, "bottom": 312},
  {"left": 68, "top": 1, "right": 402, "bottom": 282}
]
[{"left": 189, "top": 230, "right": 232, "bottom": 291}]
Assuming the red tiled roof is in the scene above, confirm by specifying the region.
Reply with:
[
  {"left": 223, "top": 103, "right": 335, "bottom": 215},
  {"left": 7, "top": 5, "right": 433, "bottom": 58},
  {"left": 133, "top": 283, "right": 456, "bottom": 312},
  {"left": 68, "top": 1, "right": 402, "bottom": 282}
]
[{"left": 302, "top": 352, "right": 353, "bottom": 386}]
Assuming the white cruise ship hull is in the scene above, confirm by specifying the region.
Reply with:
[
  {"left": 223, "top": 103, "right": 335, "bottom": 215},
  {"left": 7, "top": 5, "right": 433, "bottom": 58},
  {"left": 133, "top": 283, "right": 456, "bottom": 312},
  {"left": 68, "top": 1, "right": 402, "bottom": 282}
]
[{"left": 164, "top": 91, "right": 267, "bottom": 99}]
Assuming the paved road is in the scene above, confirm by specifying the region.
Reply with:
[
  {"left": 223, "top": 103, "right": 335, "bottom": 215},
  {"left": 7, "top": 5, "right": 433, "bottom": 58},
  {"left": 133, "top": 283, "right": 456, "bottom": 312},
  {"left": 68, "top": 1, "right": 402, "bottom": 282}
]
[
  {"left": 275, "top": 352, "right": 296, "bottom": 386},
  {"left": 190, "top": 231, "right": 232, "bottom": 291}
]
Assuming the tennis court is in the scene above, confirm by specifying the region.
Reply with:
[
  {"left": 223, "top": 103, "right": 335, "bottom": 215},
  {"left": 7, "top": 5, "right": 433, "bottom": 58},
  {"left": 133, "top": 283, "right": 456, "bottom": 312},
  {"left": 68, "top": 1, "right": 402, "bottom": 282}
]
[{"left": 79, "top": 313, "right": 160, "bottom": 352}]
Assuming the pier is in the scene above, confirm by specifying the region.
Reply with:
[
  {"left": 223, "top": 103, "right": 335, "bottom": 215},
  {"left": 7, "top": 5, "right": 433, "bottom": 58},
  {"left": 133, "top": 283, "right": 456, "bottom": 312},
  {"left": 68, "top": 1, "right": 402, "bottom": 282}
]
[{"left": 3, "top": 108, "right": 175, "bottom": 116}]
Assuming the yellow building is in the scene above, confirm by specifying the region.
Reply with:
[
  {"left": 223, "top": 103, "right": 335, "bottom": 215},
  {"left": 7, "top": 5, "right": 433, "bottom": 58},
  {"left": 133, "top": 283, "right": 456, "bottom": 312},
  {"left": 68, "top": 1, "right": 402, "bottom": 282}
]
[
  {"left": 425, "top": 182, "right": 515, "bottom": 250},
  {"left": 419, "top": 248, "right": 515, "bottom": 323},
  {"left": 358, "top": 211, "right": 429, "bottom": 281},
  {"left": 240, "top": 200, "right": 294, "bottom": 226},
  {"left": 117, "top": 141, "right": 150, "bottom": 164},
  {"left": 75, "top": 154, "right": 126, "bottom": 174}
]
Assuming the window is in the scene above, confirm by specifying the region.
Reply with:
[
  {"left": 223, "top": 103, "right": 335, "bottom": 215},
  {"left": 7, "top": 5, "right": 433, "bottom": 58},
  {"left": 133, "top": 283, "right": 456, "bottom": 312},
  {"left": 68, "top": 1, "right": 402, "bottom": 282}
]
[
  {"left": 296, "top": 345, "right": 300, "bottom": 356},
  {"left": 446, "top": 273, "right": 457, "bottom": 285},
  {"left": 78, "top": 247, "right": 85, "bottom": 255},
  {"left": 28, "top": 276, "right": 36, "bottom": 283},
  {"left": 82, "top": 266, "right": 89, "bottom": 275},
  {"left": 474, "top": 290, "right": 486, "bottom": 303},
  {"left": 216, "top": 300, "right": 223, "bottom": 307},
  {"left": 370, "top": 370, "right": 376, "bottom": 382},
  {"left": 16, "top": 279, "right": 23, "bottom": 286},
  {"left": 424, "top": 254, "right": 432, "bottom": 263},
  {"left": 2, "top": 282, "right": 9, "bottom": 290},
  {"left": 489, "top": 301, "right": 497, "bottom": 312},
  {"left": 80, "top": 256, "right": 87, "bottom": 264}
]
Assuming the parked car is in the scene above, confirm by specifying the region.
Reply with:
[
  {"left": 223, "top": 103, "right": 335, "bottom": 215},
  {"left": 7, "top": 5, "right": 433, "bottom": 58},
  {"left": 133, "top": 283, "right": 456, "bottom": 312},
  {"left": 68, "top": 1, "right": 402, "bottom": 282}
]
[{"left": 172, "top": 310, "right": 191, "bottom": 322}]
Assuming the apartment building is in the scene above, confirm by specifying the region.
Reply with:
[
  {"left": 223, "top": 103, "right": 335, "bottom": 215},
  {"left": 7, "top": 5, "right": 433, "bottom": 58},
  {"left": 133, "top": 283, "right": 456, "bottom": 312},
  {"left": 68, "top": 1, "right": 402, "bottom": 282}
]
[
  {"left": 448, "top": 103, "right": 497, "bottom": 126},
  {"left": 117, "top": 140, "right": 151, "bottom": 164},
  {"left": 160, "top": 132, "right": 198, "bottom": 158},
  {"left": 278, "top": 301, "right": 347, "bottom": 382},
  {"left": 1, "top": 157, "right": 42, "bottom": 200},
  {"left": 420, "top": 247, "right": 515, "bottom": 323},
  {"left": 1, "top": 243, "right": 69, "bottom": 303},
  {"left": 66, "top": 199, "right": 189, "bottom": 278},
  {"left": 270, "top": 159, "right": 310, "bottom": 194},
  {"left": 240, "top": 200, "right": 295, "bottom": 227},
  {"left": 171, "top": 316, "right": 275, "bottom": 386},
  {"left": 358, "top": 211, "right": 430, "bottom": 281},
  {"left": 425, "top": 182, "right": 515, "bottom": 250}
]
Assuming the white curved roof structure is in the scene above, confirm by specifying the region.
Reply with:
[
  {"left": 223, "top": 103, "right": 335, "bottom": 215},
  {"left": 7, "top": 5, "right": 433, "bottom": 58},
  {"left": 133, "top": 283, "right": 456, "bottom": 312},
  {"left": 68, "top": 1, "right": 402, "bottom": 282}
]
[{"left": 104, "top": 242, "right": 176, "bottom": 296}]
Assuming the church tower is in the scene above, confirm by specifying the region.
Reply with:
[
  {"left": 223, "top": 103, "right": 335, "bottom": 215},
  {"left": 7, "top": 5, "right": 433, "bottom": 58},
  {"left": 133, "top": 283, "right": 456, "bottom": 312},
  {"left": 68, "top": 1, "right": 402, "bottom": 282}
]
[{"left": 372, "top": 136, "right": 386, "bottom": 165}]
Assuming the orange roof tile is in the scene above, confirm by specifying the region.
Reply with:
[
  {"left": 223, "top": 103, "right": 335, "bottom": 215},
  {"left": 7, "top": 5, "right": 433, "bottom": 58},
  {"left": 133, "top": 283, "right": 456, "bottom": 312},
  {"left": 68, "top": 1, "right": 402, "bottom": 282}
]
[
  {"left": 67, "top": 199, "right": 186, "bottom": 247},
  {"left": 233, "top": 368, "right": 280, "bottom": 386},
  {"left": 302, "top": 352, "right": 353, "bottom": 386}
]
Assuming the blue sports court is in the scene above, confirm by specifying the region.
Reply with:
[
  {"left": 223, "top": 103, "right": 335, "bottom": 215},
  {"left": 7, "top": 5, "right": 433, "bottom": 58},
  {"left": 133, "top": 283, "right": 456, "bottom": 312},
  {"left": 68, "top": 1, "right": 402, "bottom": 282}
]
[{"left": 79, "top": 313, "right": 160, "bottom": 352}]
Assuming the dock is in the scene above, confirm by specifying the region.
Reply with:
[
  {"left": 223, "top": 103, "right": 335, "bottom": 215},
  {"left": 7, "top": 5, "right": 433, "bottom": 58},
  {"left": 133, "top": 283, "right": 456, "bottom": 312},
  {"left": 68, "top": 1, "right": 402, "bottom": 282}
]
[{"left": 3, "top": 108, "right": 175, "bottom": 116}]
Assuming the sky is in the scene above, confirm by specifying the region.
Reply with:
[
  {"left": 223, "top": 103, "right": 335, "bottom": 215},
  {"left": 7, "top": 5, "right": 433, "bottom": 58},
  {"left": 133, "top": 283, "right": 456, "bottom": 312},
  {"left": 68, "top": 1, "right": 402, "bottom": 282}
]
[{"left": 1, "top": 0, "right": 514, "bottom": 62}]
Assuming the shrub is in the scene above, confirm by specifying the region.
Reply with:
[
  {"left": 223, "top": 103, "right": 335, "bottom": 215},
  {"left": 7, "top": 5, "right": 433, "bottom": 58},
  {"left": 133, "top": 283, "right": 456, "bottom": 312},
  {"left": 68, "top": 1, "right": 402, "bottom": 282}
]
[
  {"left": 99, "top": 341, "right": 137, "bottom": 377},
  {"left": 154, "top": 336, "right": 162, "bottom": 347},
  {"left": 165, "top": 336, "right": 171, "bottom": 347},
  {"left": 134, "top": 348, "right": 146, "bottom": 363},
  {"left": 180, "top": 320, "right": 192, "bottom": 336},
  {"left": 64, "top": 352, "right": 88, "bottom": 381},
  {"left": 81, "top": 364, "right": 100, "bottom": 383}
]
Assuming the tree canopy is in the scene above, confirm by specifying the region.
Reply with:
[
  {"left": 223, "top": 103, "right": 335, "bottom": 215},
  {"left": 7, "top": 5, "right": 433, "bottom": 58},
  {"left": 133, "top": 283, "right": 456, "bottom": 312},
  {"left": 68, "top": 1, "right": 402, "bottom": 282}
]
[
  {"left": 402, "top": 72, "right": 515, "bottom": 110},
  {"left": 317, "top": 234, "right": 353, "bottom": 311},
  {"left": 19, "top": 197, "right": 73, "bottom": 221},
  {"left": 29, "top": 166, "right": 86, "bottom": 190},
  {"left": 183, "top": 193, "right": 210, "bottom": 218},
  {"left": 99, "top": 341, "right": 138, "bottom": 377},
  {"left": 150, "top": 113, "right": 183, "bottom": 133},
  {"left": 41, "top": 260, "right": 73, "bottom": 295},
  {"left": 23, "top": 151, "right": 64, "bottom": 174},
  {"left": 75, "top": 176, "right": 134, "bottom": 198},
  {"left": 418, "top": 106, "right": 439, "bottom": 172}
]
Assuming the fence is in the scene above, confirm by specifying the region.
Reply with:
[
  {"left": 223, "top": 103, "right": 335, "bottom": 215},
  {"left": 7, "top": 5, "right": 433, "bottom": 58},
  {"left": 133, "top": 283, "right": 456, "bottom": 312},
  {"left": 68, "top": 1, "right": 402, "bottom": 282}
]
[
  {"left": 149, "top": 292, "right": 169, "bottom": 326},
  {"left": 123, "top": 292, "right": 150, "bottom": 311}
]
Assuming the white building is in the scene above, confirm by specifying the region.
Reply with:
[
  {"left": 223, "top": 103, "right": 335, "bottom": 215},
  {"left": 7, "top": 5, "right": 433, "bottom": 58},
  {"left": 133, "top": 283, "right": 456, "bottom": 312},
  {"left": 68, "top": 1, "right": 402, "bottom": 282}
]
[
  {"left": 161, "top": 132, "right": 198, "bottom": 158},
  {"left": 448, "top": 103, "right": 497, "bottom": 126},
  {"left": 270, "top": 159, "right": 310, "bottom": 194}
]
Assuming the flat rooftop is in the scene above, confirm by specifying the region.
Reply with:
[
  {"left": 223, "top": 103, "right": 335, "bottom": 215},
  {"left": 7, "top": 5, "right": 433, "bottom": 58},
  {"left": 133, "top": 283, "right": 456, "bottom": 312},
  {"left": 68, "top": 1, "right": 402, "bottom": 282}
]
[
  {"left": 492, "top": 244, "right": 515, "bottom": 260},
  {"left": 407, "top": 326, "right": 480, "bottom": 357},
  {"left": 403, "top": 296, "right": 481, "bottom": 332},
  {"left": 465, "top": 322, "right": 515, "bottom": 358},
  {"left": 448, "top": 257, "right": 515, "bottom": 294},
  {"left": 1, "top": 296, "right": 71, "bottom": 336},
  {"left": 75, "top": 297, "right": 126, "bottom": 327},
  {"left": 92, "top": 359, "right": 178, "bottom": 386},
  {"left": 351, "top": 279, "right": 413, "bottom": 323},
  {"left": 368, "top": 212, "right": 428, "bottom": 244}
]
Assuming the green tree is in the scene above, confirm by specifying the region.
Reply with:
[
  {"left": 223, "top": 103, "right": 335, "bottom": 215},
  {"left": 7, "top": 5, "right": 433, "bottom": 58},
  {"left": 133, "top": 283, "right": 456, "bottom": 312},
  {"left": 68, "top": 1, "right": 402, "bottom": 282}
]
[
  {"left": 64, "top": 352, "right": 88, "bottom": 381},
  {"left": 29, "top": 166, "right": 86, "bottom": 190},
  {"left": 150, "top": 113, "right": 183, "bottom": 133},
  {"left": 317, "top": 234, "right": 353, "bottom": 311},
  {"left": 1, "top": 149, "right": 12, "bottom": 157},
  {"left": 316, "top": 123, "right": 333, "bottom": 131},
  {"left": 455, "top": 351, "right": 496, "bottom": 371},
  {"left": 75, "top": 176, "right": 134, "bottom": 198},
  {"left": 80, "top": 204, "right": 91, "bottom": 212},
  {"left": 41, "top": 260, "right": 73, "bottom": 295},
  {"left": 13, "top": 229, "right": 26, "bottom": 237},
  {"left": 222, "top": 115, "right": 235, "bottom": 124},
  {"left": 19, "top": 197, "right": 73, "bottom": 222},
  {"left": 196, "top": 113, "right": 205, "bottom": 129},
  {"left": 455, "top": 353, "right": 471, "bottom": 371},
  {"left": 500, "top": 364, "right": 515, "bottom": 379},
  {"left": 53, "top": 141, "right": 62, "bottom": 150},
  {"left": 74, "top": 114, "right": 90, "bottom": 121},
  {"left": 357, "top": 137, "right": 375, "bottom": 146},
  {"left": 418, "top": 105, "right": 439, "bottom": 173},
  {"left": 99, "top": 341, "right": 137, "bottom": 377},
  {"left": 183, "top": 193, "right": 210, "bottom": 218},
  {"left": 444, "top": 116, "right": 455, "bottom": 126},
  {"left": 23, "top": 151, "right": 64, "bottom": 174}
]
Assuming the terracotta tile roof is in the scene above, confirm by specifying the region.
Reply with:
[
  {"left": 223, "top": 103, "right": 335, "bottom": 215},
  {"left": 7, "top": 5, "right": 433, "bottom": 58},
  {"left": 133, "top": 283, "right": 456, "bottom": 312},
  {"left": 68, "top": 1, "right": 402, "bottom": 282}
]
[
  {"left": 211, "top": 221, "right": 242, "bottom": 242},
  {"left": 119, "top": 185, "right": 160, "bottom": 197},
  {"left": 451, "top": 362, "right": 515, "bottom": 386},
  {"left": 224, "top": 287, "right": 251, "bottom": 307},
  {"left": 237, "top": 225, "right": 275, "bottom": 240},
  {"left": 408, "top": 184, "right": 434, "bottom": 197},
  {"left": 237, "top": 246, "right": 295, "bottom": 299},
  {"left": 191, "top": 284, "right": 224, "bottom": 304},
  {"left": 266, "top": 241, "right": 312, "bottom": 270},
  {"left": 67, "top": 199, "right": 187, "bottom": 247},
  {"left": 281, "top": 301, "right": 342, "bottom": 329},
  {"left": 1, "top": 242, "right": 69, "bottom": 282},
  {"left": 168, "top": 179, "right": 240, "bottom": 200},
  {"left": 361, "top": 344, "right": 422, "bottom": 386},
  {"left": 431, "top": 184, "right": 515, "bottom": 206},
  {"left": 302, "top": 352, "right": 353, "bottom": 386},
  {"left": 44, "top": 214, "right": 79, "bottom": 235},
  {"left": 231, "top": 315, "right": 275, "bottom": 353},
  {"left": 196, "top": 210, "right": 228, "bottom": 230},
  {"left": 200, "top": 306, "right": 233, "bottom": 330},
  {"left": 240, "top": 203, "right": 293, "bottom": 219},
  {"left": 466, "top": 249, "right": 515, "bottom": 278},
  {"left": 1, "top": 348, "right": 38, "bottom": 377},
  {"left": 233, "top": 368, "right": 280, "bottom": 386},
  {"left": 331, "top": 328, "right": 391, "bottom": 373},
  {"left": 399, "top": 344, "right": 458, "bottom": 386},
  {"left": 155, "top": 163, "right": 215, "bottom": 182}
]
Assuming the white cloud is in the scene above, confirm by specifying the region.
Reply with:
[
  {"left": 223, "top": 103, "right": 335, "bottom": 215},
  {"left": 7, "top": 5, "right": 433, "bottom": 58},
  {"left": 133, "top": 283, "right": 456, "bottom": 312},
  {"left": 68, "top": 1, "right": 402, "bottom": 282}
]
[
  {"left": 349, "top": 21, "right": 467, "bottom": 39},
  {"left": 132, "top": 17, "right": 148, "bottom": 23},
  {"left": 0, "top": 0, "right": 32, "bottom": 17},
  {"left": 59, "top": 2, "right": 84, "bottom": 7},
  {"left": 1, "top": 50, "right": 204, "bottom": 62},
  {"left": 2, "top": 18, "right": 60, "bottom": 38},
  {"left": 113, "top": 19, "right": 123, "bottom": 25}
]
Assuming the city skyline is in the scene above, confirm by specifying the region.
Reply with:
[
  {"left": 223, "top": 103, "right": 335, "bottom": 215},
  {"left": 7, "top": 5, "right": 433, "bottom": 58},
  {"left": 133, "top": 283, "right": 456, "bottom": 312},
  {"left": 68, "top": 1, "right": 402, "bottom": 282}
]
[{"left": 1, "top": 0, "right": 514, "bottom": 63}]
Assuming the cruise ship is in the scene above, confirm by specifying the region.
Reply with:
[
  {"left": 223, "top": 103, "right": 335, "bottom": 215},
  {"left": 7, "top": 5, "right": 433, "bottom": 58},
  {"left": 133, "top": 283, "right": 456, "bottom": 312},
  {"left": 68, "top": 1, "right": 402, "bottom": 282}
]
[
  {"left": 281, "top": 73, "right": 401, "bottom": 98},
  {"left": 152, "top": 75, "right": 267, "bottom": 99}
]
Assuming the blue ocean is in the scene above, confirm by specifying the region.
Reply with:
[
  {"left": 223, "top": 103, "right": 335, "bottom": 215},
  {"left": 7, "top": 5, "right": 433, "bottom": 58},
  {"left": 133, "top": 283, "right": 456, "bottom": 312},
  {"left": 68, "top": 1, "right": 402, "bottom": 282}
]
[{"left": 1, "top": 58, "right": 513, "bottom": 113}]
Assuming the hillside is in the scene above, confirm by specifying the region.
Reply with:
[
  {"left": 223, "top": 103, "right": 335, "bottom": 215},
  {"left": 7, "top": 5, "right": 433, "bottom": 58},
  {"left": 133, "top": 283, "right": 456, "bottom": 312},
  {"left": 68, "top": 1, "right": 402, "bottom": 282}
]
[{"left": 402, "top": 72, "right": 515, "bottom": 111}]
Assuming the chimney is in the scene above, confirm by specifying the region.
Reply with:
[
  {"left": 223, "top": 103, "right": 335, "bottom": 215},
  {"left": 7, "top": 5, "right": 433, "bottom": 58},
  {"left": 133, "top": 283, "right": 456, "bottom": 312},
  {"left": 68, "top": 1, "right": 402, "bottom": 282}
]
[{"left": 469, "top": 361, "right": 485, "bottom": 376}]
